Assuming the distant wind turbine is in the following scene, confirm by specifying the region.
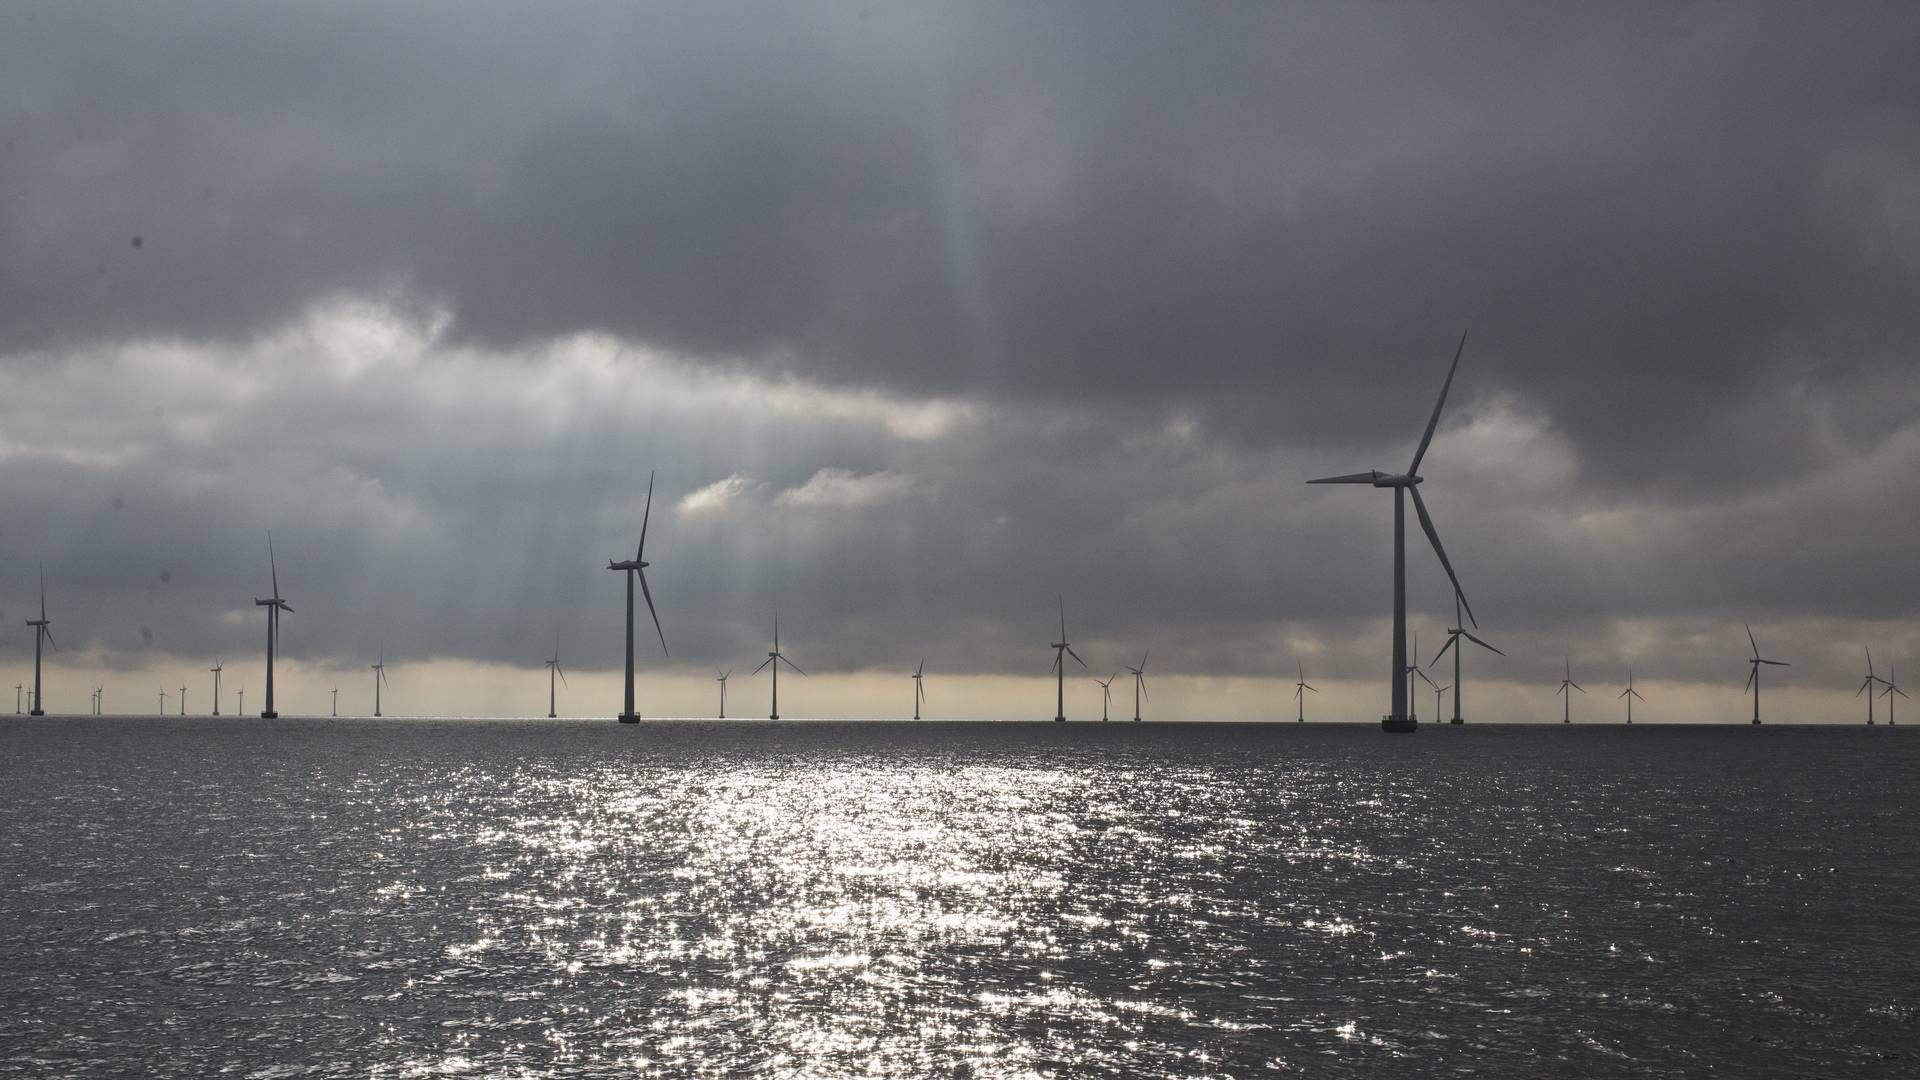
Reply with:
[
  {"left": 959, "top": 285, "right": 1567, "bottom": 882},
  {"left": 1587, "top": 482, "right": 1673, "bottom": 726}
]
[
  {"left": 93, "top": 686, "right": 102, "bottom": 715},
  {"left": 1557, "top": 658, "right": 1584, "bottom": 723},
  {"left": 911, "top": 658, "right": 926, "bottom": 720},
  {"left": 1619, "top": 672, "right": 1645, "bottom": 724},
  {"left": 1404, "top": 631, "right": 1441, "bottom": 724},
  {"left": 753, "top": 611, "right": 805, "bottom": 720},
  {"left": 1857, "top": 649, "right": 1886, "bottom": 725},
  {"left": 209, "top": 662, "right": 223, "bottom": 716},
  {"left": 1882, "top": 664, "right": 1908, "bottom": 725},
  {"left": 1095, "top": 673, "right": 1116, "bottom": 721},
  {"left": 254, "top": 535, "right": 292, "bottom": 719},
  {"left": 1308, "top": 331, "right": 1478, "bottom": 733},
  {"left": 607, "top": 471, "right": 667, "bottom": 724},
  {"left": 1744, "top": 624, "right": 1787, "bottom": 725},
  {"left": 372, "top": 646, "right": 389, "bottom": 717},
  {"left": 1048, "top": 596, "right": 1087, "bottom": 722},
  {"left": 1432, "top": 681, "right": 1450, "bottom": 725},
  {"left": 1430, "top": 593, "right": 1503, "bottom": 724},
  {"left": 1126, "top": 650, "right": 1149, "bottom": 722},
  {"left": 715, "top": 668, "right": 731, "bottom": 719},
  {"left": 26, "top": 566, "right": 53, "bottom": 716},
  {"left": 1293, "top": 662, "right": 1316, "bottom": 723},
  {"left": 159, "top": 687, "right": 167, "bottom": 715},
  {"left": 14, "top": 684, "right": 20, "bottom": 714},
  {"left": 179, "top": 685, "right": 187, "bottom": 716},
  {"left": 331, "top": 687, "right": 338, "bottom": 717},
  {"left": 545, "top": 637, "right": 567, "bottom": 719},
  {"left": 236, "top": 687, "right": 244, "bottom": 714}
]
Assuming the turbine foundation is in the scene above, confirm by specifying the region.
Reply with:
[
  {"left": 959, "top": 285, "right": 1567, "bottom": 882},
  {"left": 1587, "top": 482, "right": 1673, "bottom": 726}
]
[{"left": 1382, "top": 714, "right": 1416, "bottom": 733}]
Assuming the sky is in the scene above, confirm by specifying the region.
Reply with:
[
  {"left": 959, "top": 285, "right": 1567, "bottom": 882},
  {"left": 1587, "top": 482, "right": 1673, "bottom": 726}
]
[{"left": 3, "top": 3, "right": 1919, "bottom": 722}]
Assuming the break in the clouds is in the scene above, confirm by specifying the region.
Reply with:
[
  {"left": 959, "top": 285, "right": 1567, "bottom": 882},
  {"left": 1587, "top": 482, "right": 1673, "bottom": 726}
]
[{"left": 2, "top": 3, "right": 1919, "bottom": 720}]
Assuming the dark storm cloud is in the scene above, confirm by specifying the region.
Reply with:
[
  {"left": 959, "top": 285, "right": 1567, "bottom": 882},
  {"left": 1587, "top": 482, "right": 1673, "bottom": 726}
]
[{"left": 6, "top": 3, "right": 1919, "bottom": 495}]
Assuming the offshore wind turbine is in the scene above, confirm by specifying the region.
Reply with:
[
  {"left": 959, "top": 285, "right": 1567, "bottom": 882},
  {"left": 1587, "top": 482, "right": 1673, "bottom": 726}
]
[
  {"left": 1404, "top": 631, "right": 1440, "bottom": 723},
  {"left": 1744, "top": 624, "right": 1787, "bottom": 725},
  {"left": 159, "top": 688, "right": 167, "bottom": 715},
  {"left": 1431, "top": 593, "right": 1504, "bottom": 724},
  {"left": 1619, "top": 672, "right": 1645, "bottom": 724},
  {"left": 1126, "top": 650, "right": 1149, "bottom": 722},
  {"left": 14, "top": 684, "right": 20, "bottom": 714},
  {"left": 371, "top": 646, "right": 389, "bottom": 717},
  {"left": 752, "top": 611, "right": 805, "bottom": 719},
  {"left": 911, "top": 658, "right": 926, "bottom": 720},
  {"left": 210, "top": 663, "right": 223, "bottom": 715},
  {"left": 1857, "top": 649, "right": 1885, "bottom": 725},
  {"left": 1433, "top": 681, "right": 1450, "bottom": 725},
  {"left": 1294, "top": 662, "right": 1316, "bottom": 722},
  {"left": 545, "top": 638, "right": 567, "bottom": 719},
  {"left": 1307, "top": 331, "right": 1478, "bottom": 733},
  {"left": 254, "top": 536, "right": 292, "bottom": 719},
  {"left": 331, "top": 687, "right": 338, "bottom": 717},
  {"left": 179, "top": 685, "right": 187, "bottom": 716},
  {"left": 93, "top": 687, "right": 101, "bottom": 715},
  {"left": 1095, "top": 673, "right": 1116, "bottom": 721},
  {"left": 607, "top": 471, "right": 668, "bottom": 724},
  {"left": 1556, "top": 658, "right": 1584, "bottom": 723},
  {"left": 1048, "top": 596, "right": 1087, "bottom": 721},
  {"left": 715, "top": 668, "right": 731, "bottom": 719},
  {"left": 236, "top": 687, "right": 244, "bottom": 715},
  {"left": 1882, "top": 664, "right": 1907, "bottom": 725},
  {"left": 26, "top": 567, "right": 53, "bottom": 716}
]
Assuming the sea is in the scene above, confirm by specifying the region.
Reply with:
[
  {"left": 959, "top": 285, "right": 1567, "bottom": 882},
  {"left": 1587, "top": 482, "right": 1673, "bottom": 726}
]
[{"left": 2, "top": 717, "right": 1916, "bottom": 1078}]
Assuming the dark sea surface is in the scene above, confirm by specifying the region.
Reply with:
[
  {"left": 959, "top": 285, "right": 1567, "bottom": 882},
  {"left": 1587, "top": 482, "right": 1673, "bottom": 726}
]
[{"left": 2, "top": 717, "right": 1917, "bottom": 1078}]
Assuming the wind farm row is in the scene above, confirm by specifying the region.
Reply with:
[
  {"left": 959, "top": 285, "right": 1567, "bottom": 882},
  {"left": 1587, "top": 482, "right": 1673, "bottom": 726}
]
[{"left": 8, "top": 335, "right": 1912, "bottom": 728}]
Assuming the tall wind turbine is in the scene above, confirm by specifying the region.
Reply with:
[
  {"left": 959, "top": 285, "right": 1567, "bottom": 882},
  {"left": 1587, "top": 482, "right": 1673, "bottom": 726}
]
[
  {"left": 1881, "top": 664, "right": 1907, "bottom": 725},
  {"left": 715, "top": 668, "right": 731, "bottom": 719},
  {"left": 1404, "top": 632, "right": 1440, "bottom": 723},
  {"left": 1307, "top": 331, "right": 1478, "bottom": 733},
  {"left": 237, "top": 687, "right": 244, "bottom": 715},
  {"left": 26, "top": 567, "right": 53, "bottom": 716},
  {"left": 1431, "top": 593, "right": 1503, "bottom": 724},
  {"left": 1095, "top": 673, "right": 1117, "bottom": 721},
  {"left": 1294, "top": 662, "right": 1316, "bottom": 723},
  {"left": 254, "top": 536, "right": 292, "bottom": 719},
  {"left": 331, "top": 687, "right": 338, "bottom": 717},
  {"left": 607, "top": 471, "right": 667, "bottom": 724},
  {"left": 371, "top": 646, "right": 389, "bottom": 717},
  {"left": 1126, "top": 650, "right": 1149, "bottom": 722},
  {"left": 159, "top": 688, "right": 168, "bottom": 715},
  {"left": 911, "top": 658, "right": 926, "bottom": 720},
  {"left": 752, "top": 611, "right": 805, "bottom": 719},
  {"left": 1744, "top": 624, "right": 1787, "bottom": 725},
  {"left": 93, "top": 687, "right": 101, "bottom": 715},
  {"left": 545, "top": 638, "right": 567, "bottom": 719},
  {"left": 210, "top": 663, "right": 223, "bottom": 716},
  {"left": 14, "top": 684, "right": 20, "bottom": 714},
  {"left": 1857, "top": 649, "right": 1885, "bottom": 725},
  {"left": 1556, "top": 658, "right": 1584, "bottom": 723},
  {"left": 179, "top": 685, "right": 187, "bottom": 716},
  {"left": 1619, "top": 672, "right": 1645, "bottom": 724},
  {"left": 1432, "top": 681, "right": 1450, "bottom": 725},
  {"left": 1048, "top": 596, "right": 1087, "bottom": 722}
]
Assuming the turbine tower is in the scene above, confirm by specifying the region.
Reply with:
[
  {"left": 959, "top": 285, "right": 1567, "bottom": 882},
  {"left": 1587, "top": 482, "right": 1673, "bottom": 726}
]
[
  {"left": 911, "top": 658, "right": 926, "bottom": 720},
  {"left": 237, "top": 688, "right": 244, "bottom": 715},
  {"left": 1404, "top": 632, "right": 1440, "bottom": 723},
  {"left": 715, "top": 668, "right": 731, "bottom": 719},
  {"left": 371, "top": 646, "right": 389, "bottom": 717},
  {"left": 331, "top": 687, "right": 338, "bottom": 717},
  {"left": 254, "top": 535, "right": 293, "bottom": 719},
  {"left": 1126, "top": 650, "right": 1149, "bottom": 722},
  {"left": 210, "top": 663, "right": 223, "bottom": 716},
  {"left": 1857, "top": 649, "right": 1886, "bottom": 725},
  {"left": 14, "top": 684, "right": 20, "bottom": 714},
  {"left": 1619, "top": 672, "right": 1645, "bottom": 724},
  {"left": 1307, "top": 331, "right": 1477, "bottom": 733},
  {"left": 1744, "top": 624, "right": 1787, "bottom": 725},
  {"left": 1095, "top": 673, "right": 1116, "bottom": 721},
  {"left": 1882, "top": 664, "right": 1907, "bottom": 725},
  {"left": 545, "top": 638, "right": 567, "bottom": 719},
  {"left": 1048, "top": 596, "right": 1087, "bottom": 721},
  {"left": 1431, "top": 593, "right": 1503, "bottom": 724},
  {"left": 607, "top": 471, "right": 667, "bottom": 723},
  {"left": 93, "top": 687, "right": 102, "bottom": 715},
  {"left": 752, "top": 611, "right": 805, "bottom": 719},
  {"left": 1433, "top": 681, "right": 1450, "bottom": 724},
  {"left": 1294, "top": 662, "right": 1317, "bottom": 723},
  {"left": 179, "top": 685, "right": 187, "bottom": 716},
  {"left": 160, "top": 688, "right": 167, "bottom": 715},
  {"left": 26, "top": 568, "right": 53, "bottom": 716},
  {"left": 1556, "top": 658, "right": 1584, "bottom": 723}
]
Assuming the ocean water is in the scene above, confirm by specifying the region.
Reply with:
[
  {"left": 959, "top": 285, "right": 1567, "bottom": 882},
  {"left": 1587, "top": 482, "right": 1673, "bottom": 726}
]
[{"left": 1, "top": 717, "right": 1915, "bottom": 1078}]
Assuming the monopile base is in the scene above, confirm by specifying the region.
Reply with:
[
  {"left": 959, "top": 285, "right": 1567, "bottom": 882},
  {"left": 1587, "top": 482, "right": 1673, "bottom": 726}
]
[
  {"left": 617, "top": 713, "right": 639, "bottom": 724},
  {"left": 1450, "top": 716, "right": 1463, "bottom": 725},
  {"left": 1382, "top": 714, "right": 1416, "bottom": 733},
  {"left": 260, "top": 711, "right": 277, "bottom": 719},
  {"left": 29, "top": 709, "right": 44, "bottom": 717}
]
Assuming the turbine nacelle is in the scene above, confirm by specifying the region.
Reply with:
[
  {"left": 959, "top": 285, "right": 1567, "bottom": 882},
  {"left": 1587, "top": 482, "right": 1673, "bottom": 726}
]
[{"left": 607, "top": 559, "right": 648, "bottom": 571}]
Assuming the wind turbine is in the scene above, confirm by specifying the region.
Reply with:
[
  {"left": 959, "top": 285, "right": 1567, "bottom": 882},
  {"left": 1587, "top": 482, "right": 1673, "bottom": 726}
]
[
  {"left": 1307, "top": 331, "right": 1478, "bottom": 733},
  {"left": 14, "top": 684, "right": 20, "bottom": 714},
  {"left": 911, "top": 658, "right": 926, "bottom": 720},
  {"left": 1048, "top": 596, "right": 1087, "bottom": 721},
  {"left": 254, "top": 535, "right": 292, "bottom": 719},
  {"left": 1556, "top": 658, "right": 1584, "bottom": 723},
  {"left": 159, "top": 687, "right": 168, "bottom": 715},
  {"left": 545, "top": 637, "right": 567, "bottom": 719},
  {"left": 1432, "top": 681, "right": 1450, "bottom": 724},
  {"left": 237, "top": 687, "right": 244, "bottom": 715},
  {"left": 715, "top": 668, "right": 731, "bottom": 719},
  {"left": 331, "top": 687, "right": 338, "bottom": 717},
  {"left": 1744, "top": 624, "right": 1787, "bottom": 725},
  {"left": 1404, "top": 631, "right": 1440, "bottom": 723},
  {"left": 1430, "top": 593, "right": 1503, "bottom": 724},
  {"left": 1126, "top": 650, "right": 1149, "bottom": 722},
  {"left": 1858, "top": 649, "right": 1885, "bottom": 725},
  {"left": 371, "top": 646, "right": 389, "bottom": 717},
  {"left": 1619, "top": 672, "right": 1645, "bottom": 724},
  {"left": 179, "top": 685, "right": 187, "bottom": 716},
  {"left": 26, "top": 567, "right": 53, "bottom": 716},
  {"left": 1095, "top": 673, "right": 1117, "bottom": 721},
  {"left": 607, "top": 471, "right": 667, "bottom": 724},
  {"left": 752, "top": 611, "right": 805, "bottom": 719},
  {"left": 93, "top": 687, "right": 102, "bottom": 715},
  {"left": 1882, "top": 664, "right": 1907, "bottom": 725},
  {"left": 1294, "top": 662, "right": 1316, "bottom": 723},
  {"left": 210, "top": 663, "right": 223, "bottom": 715}
]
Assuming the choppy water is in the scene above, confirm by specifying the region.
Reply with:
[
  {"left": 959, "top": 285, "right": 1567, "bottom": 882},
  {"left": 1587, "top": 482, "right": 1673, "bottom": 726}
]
[{"left": 2, "top": 718, "right": 1916, "bottom": 1077}]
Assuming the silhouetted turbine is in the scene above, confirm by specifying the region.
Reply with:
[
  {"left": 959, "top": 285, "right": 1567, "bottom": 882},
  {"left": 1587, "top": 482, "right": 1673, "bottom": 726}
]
[
  {"left": 1619, "top": 672, "right": 1646, "bottom": 724},
  {"left": 911, "top": 658, "right": 926, "bottom": 720},
  {"left": 1294, "top": 662, "right": 1317, "bottom": 723},
  {"left": 1048, "top": 596, "right": 1087, "bottom": 721},
  {"left": 1308, "top": 331, "right": 1477, "bottom": 733},
  {"left": 1431, "top": 593, "right": 1503, "bottom": 724},
  {"left": 752, "top": 612, "right": 805, "bottom": 720},
  {"left": 26, "top": 567, "right": 53, "bottom": 716},
  {"left": 1405, "top": 631, "right": 1440, "bottom": 723},
  {"left": 1095, "top": 673, "right": 1116, "bottom": 721},
  {"left": 1857, "top": 648, "right": 1886, "bottom": 725},
  {"left": 608, "top": 471, "right": 668, "bottom": 723},
  {"left": 331, "top": 687, "right": 339, "bottom": 717},
  {"left": 209, "top": 662, "right": 223, "bottom": 716},
  {"left": 1432, "top": 681, "right": 1450, "bottom": 724},
  {"left": 545, "top": 637, "right": 567, "bottom": 719},
  {"left": 254, "top": 535, "right": 293, "bottom": 719},
  {"left": 1556, "top": 658, "right": 1584, "bottom": 723},
  {"left": 715, "top": 668, "right": 731, "bottom": 719},
  {"left": 1126, "top": 650, "right": 1149, "bottom": 722},
  {"left": 1744, "top": 624, "right": 1787, "bottom": 726},
  {"left": 179, "top": 685, "right": 187, "bottom": 716},
  {"left": 371, "top": 645, "right": 389, "bottom": 717},
  {"left": 1882, "top": 664, "right": 1908, "bottom": 725}
]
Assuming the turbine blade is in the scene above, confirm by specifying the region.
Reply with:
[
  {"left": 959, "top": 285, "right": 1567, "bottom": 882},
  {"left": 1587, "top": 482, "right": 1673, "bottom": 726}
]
[
  {"left": 1430, "top": 635, "right": 1457, "bottom": 667},
  {"left": 268, "top": 534, "right": 279, "bottom": 598},
  {"left": 1620, "top": 687, "right": 1632, "bottom": 699},
  {"left": 1746, "top": 623, "right": 1758, "bottom": 659},
  {"left": 557, "top": 665, "right": 568, "bottom": 687},
  {"left": 1304, "top": 684, "right": 1317, "bottom": 693},
  {"left": 1762, "top": 659, "right": 1788, "bottom": 666},
  {"left": 1407, "top": 329, "right": 1468, "bottom": 475},
  {"left": 1569, "top": 680, "right": 1584, "bottom": 692},
  {"left": 1306, "top": 471, "right": 1381, "bottom": 484},
  {"left": 1058, "top": 595, "right": 1066, "bottom": 640},
  {"left": 1897, "top": 687, "right": 1911, "bottom": 700},
  {"left": 752, "top": 656, "right": 774, "bottom": 675},
  {"left": 1745, "top": 668, "right": 1756, "bottom": 691},
  {"left": 782, "top": 656, "right": 808, "bottom": 676},
  {"left": 1415, "top": 667, "right": 1440, "bottom": 690},
  {"left": 1409, "top": 485, "right": 1476, "bottom": 628},
  {"left": 1462, "top": 631, "right": 1504, "bottom": 656},
  {"left": 1857, "top": 681, "right": 1869, "bottom": 698},
  {"left": 638, "top": 569, "right": 668, "bottom": 656},
  {"left": 1066, "top": 646, "right": 1088, "bottom": 669},
  {"left": 637, "top": 470, "right": 655, "bottom": 561}
]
